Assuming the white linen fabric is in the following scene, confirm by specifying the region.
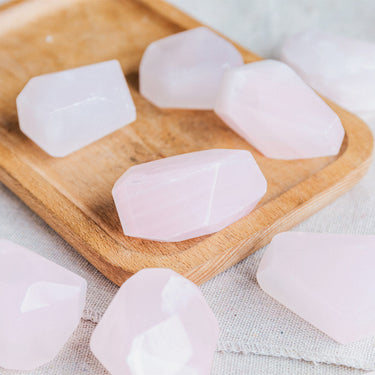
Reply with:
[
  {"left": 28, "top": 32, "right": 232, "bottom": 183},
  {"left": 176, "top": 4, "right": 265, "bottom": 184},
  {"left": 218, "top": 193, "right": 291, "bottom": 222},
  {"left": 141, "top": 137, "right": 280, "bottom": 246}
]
[{"left": 1, "top": 0, "right": 375, "bottom": 374}]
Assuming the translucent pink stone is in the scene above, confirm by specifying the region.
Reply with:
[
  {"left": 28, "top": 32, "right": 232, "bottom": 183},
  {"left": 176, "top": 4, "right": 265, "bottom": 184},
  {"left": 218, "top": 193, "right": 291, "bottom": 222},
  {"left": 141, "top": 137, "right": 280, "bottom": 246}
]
[
  {"left": 112, "top": 149, "right": 267, "bottom": 242},
  {"left": 214, "top": 60, "right": 345, "bottom": 160},
  {"left": 17, "top": 60, "right": 136, "bottom": 157},
  {"left": 0, "top": 239, "right": 87, "bottom": 370},
  {"left": 90, "top": 268, "right": 219, "bottom": 375},
  {"left": 257, "top": 232, "right": 375, "bottom": 344},
  {"left": 279, "top": 30, "right": 375, "bottom": 121},
  {"left": 139, "top": 27, "right": 244, "bottom": 109}
]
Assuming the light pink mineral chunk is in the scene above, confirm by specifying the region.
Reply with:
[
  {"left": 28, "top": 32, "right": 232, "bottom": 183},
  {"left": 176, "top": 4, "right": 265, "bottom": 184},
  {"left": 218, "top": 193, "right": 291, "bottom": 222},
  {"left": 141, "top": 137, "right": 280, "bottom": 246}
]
[
  {"left": 17, "top": 60, "right": 136, "bottom": 157},
  {"left": 112, "top": 149, "right": 267, "bottom": 242},
  {"left": 0, "top": 239, "right": 87, "bottom": 370},
  {"left": 139, "top": 26, "right": 244, "bottom": 109},
  {"left": 214, "top": 59, "right": 345, "bottom": 160},
  {"left": 90, "top": 268, "right": 219, "bottom": 375},
  {"left": 279, "top": 30, "right": 375, "bottom": 123},
  {"left": 257, "top": 232, "right": 375, "bottom": 344}
]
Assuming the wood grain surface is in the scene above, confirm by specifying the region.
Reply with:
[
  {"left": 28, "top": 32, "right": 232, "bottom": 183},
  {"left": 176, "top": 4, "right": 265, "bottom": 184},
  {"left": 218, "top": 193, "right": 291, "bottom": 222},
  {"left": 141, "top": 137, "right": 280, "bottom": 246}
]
[{"left": 0, "top": 0, "right": 372, "bottom": 286}]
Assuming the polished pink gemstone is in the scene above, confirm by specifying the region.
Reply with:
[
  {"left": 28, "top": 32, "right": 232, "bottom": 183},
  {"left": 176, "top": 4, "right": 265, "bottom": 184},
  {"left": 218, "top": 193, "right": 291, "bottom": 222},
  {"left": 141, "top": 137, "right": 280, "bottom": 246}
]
[
  {"left": 140, "top": 26, "right": 244, "bottom": 109},
  {"left": 90, "top": 268, "right": 219, "bottom": 375},
  {"left": 17, "top": 60, "right": 136, "bottom": 157},
  {"left": 257, "top": 232, "right": 375, "bottom": 344},
  {"left": 112, "top": 149, "right": 267, "bottom": 242},
  {"left": 214, "top": 59, "right": 345, "bottom": 160},
  {"left": 0, "top": 239, "right": 87, "bottom": 370}
]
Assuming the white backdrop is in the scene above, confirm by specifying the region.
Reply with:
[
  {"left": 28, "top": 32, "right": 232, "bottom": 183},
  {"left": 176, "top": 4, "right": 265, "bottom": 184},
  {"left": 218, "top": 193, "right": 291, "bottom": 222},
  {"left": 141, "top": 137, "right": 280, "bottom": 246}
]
[{"left": 168, "top": 0, "right": 375, "bottom": 57}]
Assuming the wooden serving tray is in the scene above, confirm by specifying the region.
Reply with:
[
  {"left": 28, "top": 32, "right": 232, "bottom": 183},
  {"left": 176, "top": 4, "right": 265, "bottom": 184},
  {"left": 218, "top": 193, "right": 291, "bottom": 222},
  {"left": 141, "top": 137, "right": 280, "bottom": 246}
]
[{"left": 0, "top": 0, "right": 373, "bottom": 286}]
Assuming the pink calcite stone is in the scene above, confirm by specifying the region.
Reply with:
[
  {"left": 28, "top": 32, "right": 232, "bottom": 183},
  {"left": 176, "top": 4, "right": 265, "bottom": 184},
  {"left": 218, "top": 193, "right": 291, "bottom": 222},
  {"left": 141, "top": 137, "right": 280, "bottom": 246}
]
[
  {"left": 140, "top": 26, "right": 244, "bottom": 109},
  {"left": 112, "top": 149, "right": 267, "bottom": 242},
  {"left": 90, "top": 268, "right": 219, "bottom": 375},
  {"left": 214, "top": 60, "right": 345, "bottom": 160},
  {"left": 17, "top": 60, "right": 136, "bottom": 157},
  {"left": 0, "top": 239, "right": 86, "bottom": 370},
  {"left": 257, "top": 232, "right": 375, "bottom": 344},
  {"left": 279, "top": 30, "right": 375, "bottom": 121}
]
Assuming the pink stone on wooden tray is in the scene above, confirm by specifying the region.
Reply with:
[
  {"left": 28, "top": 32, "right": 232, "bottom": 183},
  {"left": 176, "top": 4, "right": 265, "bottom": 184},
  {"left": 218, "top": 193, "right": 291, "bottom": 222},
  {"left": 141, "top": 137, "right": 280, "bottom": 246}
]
[
  {"left": 112, "top": 149, "right": 267, "bottom": 242},
  {"left": 17, "top": 60, "right": 136, "bottom": 157},
  {"left": 0, "top": 239, "right": 87, "bottom": 370},
  {"left": 279, "top": 30, "right": 375, "bottom": 122},
  {"left": 140, "top": 26, "right": 244, "bottom": 109},
  {"left": 214, "top": 59, "right": 345, "bottom": 160},
  {"left": 257, "top": 232, "right": 375, "bottom": 344},
  {"left": 91, "top": 268, "right": 219, "bottom": 375}
]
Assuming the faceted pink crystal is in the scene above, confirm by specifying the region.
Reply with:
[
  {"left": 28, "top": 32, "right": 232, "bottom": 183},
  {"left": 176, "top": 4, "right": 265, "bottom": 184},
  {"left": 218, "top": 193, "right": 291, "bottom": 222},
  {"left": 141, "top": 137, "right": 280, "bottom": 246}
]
[
  {"left": 90, "top": 268, "right": 219, "bottom": 375},
  {"left": 257, "top": 232, "right": 375, "bottom": 344},
  {"left": 214, "top": 60, "right": 345, "bottom": 160},
  {"left": 279, "top": 30, "right": 375, "bottom": 121},
  {"left": 17, "top": 60, "right": 136, "bottom": 157},
  {"left": 140, "top": 27, "right": 244, "bottom": 109},
  {"left": 112, "top": 149, "right": 267, "bottom": 242},
  {"left": 0, "top": 239, "right": 86, "bottom": 370}
]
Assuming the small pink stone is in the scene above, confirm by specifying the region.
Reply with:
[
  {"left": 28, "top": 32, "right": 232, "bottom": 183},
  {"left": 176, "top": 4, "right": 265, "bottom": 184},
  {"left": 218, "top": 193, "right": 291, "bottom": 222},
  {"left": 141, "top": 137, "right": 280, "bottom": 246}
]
[
  {"left": 140, "top": 26, "right": 244, "bottom": 109},
  {"left": 257, "top": 232, "right": 375, "bottom": 344},
  {"left": 17, "top": 60, "right": 136, "bottom": 157},
  {"left": 90, "top": 268, "right": 219, "bottom": 375},
  {"left": 214, "top": 59, "right": 345, "bottom": 160},
  {"left": 112, "top": 149, "right": 267, "bottom": 242},
  {"left": 0, "top": 239, "right": 87, "bottom": 370}
]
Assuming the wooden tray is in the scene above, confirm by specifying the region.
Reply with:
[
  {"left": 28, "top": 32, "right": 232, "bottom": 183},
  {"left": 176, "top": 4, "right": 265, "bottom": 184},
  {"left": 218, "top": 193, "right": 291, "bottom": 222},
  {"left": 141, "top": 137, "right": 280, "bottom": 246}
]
[{"left": 0, "top": 0, "right": 373, "bottom": 286}]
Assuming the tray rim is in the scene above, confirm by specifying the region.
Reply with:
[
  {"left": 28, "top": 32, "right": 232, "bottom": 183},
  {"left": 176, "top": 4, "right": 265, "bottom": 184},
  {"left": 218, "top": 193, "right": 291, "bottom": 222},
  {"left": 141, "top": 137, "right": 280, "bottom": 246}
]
[{"left": 0, "top": 0, "right": 373, "bottom": 286}]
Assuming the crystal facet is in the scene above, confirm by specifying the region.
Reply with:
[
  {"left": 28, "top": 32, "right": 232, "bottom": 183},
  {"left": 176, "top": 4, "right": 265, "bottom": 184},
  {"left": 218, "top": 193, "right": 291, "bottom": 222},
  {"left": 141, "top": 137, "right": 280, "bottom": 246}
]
[
  {"left": 90, "top": 268, "right": 219, "bottom": 375},
  {"left": 140, "top": 27, "right": 244, "bottom": 109},
  {"left": 17, "top": 60, "right": 136, "bottom": 157},
  {"left": 0, "top": 239, "right": 87, "bottom": 370},
  {"left": 257, "top": 232, "right": 375, "bottom": 344},
  {"left": 214, "top": 60, "right": 345, "bottom": 160},
  {"left": 279, "top": 30, "right": 375, "bottom": 122},
  {"left": 112, "top": 149, "right": 267, "bottom": 242}
]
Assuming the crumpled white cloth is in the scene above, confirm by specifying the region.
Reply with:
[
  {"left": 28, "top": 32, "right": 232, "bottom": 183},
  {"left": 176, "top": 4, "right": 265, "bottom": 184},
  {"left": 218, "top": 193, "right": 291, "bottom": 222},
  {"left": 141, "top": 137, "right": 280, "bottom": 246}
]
[{"left": 1, "top": 0, "right": 375, "bottom": 374}]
